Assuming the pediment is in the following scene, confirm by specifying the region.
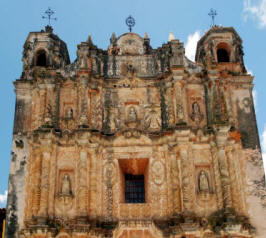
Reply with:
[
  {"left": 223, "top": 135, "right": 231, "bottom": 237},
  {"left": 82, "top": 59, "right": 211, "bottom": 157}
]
[{"left": 116, "top": 33, "right": 144, "bottom": 55}]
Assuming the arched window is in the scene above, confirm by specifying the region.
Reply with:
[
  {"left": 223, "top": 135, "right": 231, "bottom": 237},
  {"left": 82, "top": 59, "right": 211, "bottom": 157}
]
[
  {"left": 35, "top": 50, "right": 47, "bottom": 66},
  {"left": 217, "top": 48, "right": 229, "bottom": 62},
  {"left": 216, "top": 42, "right": 230, "bottom": 63}
]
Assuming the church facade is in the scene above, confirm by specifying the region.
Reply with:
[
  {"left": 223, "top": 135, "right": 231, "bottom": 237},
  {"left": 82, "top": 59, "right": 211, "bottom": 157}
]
[{"left": 5, "top": 25, "right": 266, "bottom": 238}]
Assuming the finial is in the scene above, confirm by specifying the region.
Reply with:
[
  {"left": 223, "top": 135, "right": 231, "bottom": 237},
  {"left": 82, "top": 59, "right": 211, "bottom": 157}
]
[
  {"left": 144, "top": 32, "right": 149, "bottom": 39},
  {"left": 168, "top": 32, "right": 175, "bottom": 41},
  {"left": 42, "top": 7, "right": 57, "bottom": 26},
  {"left": 87, "top": 35, "right": 93, "bottom": 45},
  {"left": 125, "top": 15, "right": 135, "bottom": 32},
  {"left": 208, "top": 8, "right": 217, "bottom": 27},
  {"left": 110, "top": 32, "right": 116, "bottom": 44}
]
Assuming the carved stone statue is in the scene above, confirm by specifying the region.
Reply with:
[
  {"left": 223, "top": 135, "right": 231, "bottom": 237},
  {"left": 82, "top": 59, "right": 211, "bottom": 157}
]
[
  {"left": 198, "top": 170, "right": 210, "bottom": 193},
  {"left": 66, "top": 108, "right": 73, "bottom": 119},
  {"left": 190, "top": 102, "right": 203, "bottom": 124},
  {"left": 127, "top": 107, "right": 138, "bottom": 122},
  {"left": 176, "top": 104, "right": 184, "bottom": 123},
  {"left": 44, "top": 104, "right": 52, "bottom": 124},
  {"left": 61, "top": 174, "right": 71, "bottom": 195},
  {"left": 144, "top": 108, "right": 161, "bottom": 130}
]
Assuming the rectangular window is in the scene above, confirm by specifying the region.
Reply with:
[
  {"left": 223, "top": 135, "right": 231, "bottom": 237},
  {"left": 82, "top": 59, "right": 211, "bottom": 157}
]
[{"left": 125, "top": 174, "right": 145, "bottom": 203}]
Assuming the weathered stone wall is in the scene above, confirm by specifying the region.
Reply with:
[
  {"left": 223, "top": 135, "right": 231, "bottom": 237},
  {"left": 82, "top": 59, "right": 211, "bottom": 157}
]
[{"left": 5, "top": 25, "right": 266, "bottom": 238}]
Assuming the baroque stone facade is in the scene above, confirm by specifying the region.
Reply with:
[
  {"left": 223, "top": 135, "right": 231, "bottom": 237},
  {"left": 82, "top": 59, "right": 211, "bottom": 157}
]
[{"left": 5, "top": 25, "right": 266, "bottom": 238}]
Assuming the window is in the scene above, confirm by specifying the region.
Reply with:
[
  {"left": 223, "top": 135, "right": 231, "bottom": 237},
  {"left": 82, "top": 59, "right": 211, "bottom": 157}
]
[
  {"left": 125, "top": 174, "right": 145, "bottom": 203},
  {"left": 217, "top": 48, "right": 229, "bottom": 63},
  {"left": 35, "top": 50, "right": 47, "bottom": 66}
]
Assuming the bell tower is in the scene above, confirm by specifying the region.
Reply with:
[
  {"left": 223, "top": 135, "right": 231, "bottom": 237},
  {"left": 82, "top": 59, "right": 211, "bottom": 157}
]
[
  {"left": 196, "top": 26, "right": 246, "bottom": 73},
  {"left": 22, "top": 25, "right": 70, "bottom": 79},
  {"left": 5, "top": 24, "right": 266, "bottom": 238}
]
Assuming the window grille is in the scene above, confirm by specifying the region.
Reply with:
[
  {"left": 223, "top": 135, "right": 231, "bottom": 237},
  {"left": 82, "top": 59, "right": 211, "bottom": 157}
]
[{"left": 125, "top": 174, "right": 145, "bottom": 203}]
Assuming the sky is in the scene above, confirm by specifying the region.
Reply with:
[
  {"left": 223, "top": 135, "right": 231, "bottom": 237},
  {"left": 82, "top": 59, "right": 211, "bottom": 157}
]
[{"left": 0, "top": 0, "right": 266, "bottom": 207}]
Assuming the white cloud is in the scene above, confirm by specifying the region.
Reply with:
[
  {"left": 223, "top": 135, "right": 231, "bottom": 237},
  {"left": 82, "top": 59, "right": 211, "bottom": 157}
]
[
  {"left": 247, "top": 68, "right": 254, "bottom": 75},
  {"left": 243, "top": 0, "right": 266, "bottom": 28},
  {"left": 0, "top": 190, "right": 7, "bottom": 205},
  {"left": 185, "top": 30, "right": 201, "bottom": 61},
  {"left": 261, "top": 125, "right": 266, "bottom": 173}
]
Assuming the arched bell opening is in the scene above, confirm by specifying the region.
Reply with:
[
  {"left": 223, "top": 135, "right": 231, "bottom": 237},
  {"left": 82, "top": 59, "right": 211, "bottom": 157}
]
[
  {"left": 216, "top": 42, "right": 230, "bottom": 63},
  {"left": 35, "top": 50, "right": 47, "bottom": 67}
]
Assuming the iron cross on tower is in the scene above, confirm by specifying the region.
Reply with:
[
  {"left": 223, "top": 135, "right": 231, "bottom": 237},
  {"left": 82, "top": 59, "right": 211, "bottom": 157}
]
[
  {"left": 126, "top": 15, "right": 135, "bottom": 32},
  {"left": 208, "top": 8, "right": 217, "bottom": 27},
  {"left": 42, "top": 7, "right": 57, "bottom": 26}
]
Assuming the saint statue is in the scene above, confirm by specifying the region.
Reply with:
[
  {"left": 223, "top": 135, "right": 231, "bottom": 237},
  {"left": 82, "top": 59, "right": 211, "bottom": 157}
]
[
  {"left": 190, "top": 102, "right": 203, "bottom": 124},
  {"left": 61, "top": 174, "right": 71, "bottom": 195},
  {"left": 127, "top": 107, "right": 138, "bottom": 122},
  {"left": 144, "top": 108, "right": 161, "bottom": 130},
  {"left": 67, "top": 108, "right": 73, "bottom": 119},
  {"left": 198, "top": 170, "right": 210, "bottom": 192},
  {"left": 45, "top": 104, "right": 52, "bottom": 124}
]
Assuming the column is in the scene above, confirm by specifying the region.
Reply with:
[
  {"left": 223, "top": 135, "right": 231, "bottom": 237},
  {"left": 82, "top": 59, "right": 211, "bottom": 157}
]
[
  {"left": 179, "top": 146, "right": 192, "bottom": 211},
  {"left": 31, "top": 152, "right": 42, "bottom": 216},
  {"left": 79, "top": 77, "right": 88, "bottom": 126},
  {"left": 38, "top": 151, "right": 50, "bottom": 219},
  {"left": 89, "top": 145, "right": 98, "bottom": 217},
  {"left": 170, "top": 149, "right": 181, "bottom": 214},
  {"left": 77, "top": 148, "right": 88, "bottom": 218},
  {"left": 216, "top": 125, "right": 232, "bottom": 209}
]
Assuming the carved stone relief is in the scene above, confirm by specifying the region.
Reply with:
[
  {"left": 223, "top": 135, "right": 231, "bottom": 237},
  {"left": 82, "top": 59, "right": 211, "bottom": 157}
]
[
  {"left": 90, "top": 92, "right": 102, "bottom": 130},
  {"left": 61, "top": 173, "right": 72, "bottom": 195},
  {"left": 198, "top": 170, "right": 210, "bottom": 193},
  {"left": 55, "top": 170, "right": 74, "bottom": 215},
  {"left": 143, "top": 105, "right": 161, "bottom": 131},
  {"left": 233, "top": 90, "right": 259, "bottom": 149},
  {"left": 190, "top": 101, "right": 204, "bottom": 125},
  {"left": 151, "top": 160, "right": 165, "bottom": 186}
]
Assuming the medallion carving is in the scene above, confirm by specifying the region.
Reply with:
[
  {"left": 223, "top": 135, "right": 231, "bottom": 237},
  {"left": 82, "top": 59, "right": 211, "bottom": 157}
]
[{"left": 151, "top": 160, "right": 165, "bottom": 185}]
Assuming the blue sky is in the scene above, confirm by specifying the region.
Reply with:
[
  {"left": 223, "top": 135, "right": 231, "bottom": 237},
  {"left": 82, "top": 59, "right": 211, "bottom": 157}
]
[{"left": 0, "top": 0, "right": 266, "bottom": 207}]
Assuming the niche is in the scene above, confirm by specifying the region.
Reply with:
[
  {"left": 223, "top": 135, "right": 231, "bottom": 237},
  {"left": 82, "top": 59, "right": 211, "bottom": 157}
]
[
  {"left": 35, "top": 50, "right": 47, "bottom": 66},
  {"left": 216, "top": 43, "right": 230, "bottom": 63}
]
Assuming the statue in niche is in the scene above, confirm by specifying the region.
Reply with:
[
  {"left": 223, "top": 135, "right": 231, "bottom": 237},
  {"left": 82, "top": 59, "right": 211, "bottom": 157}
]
[
  {"left": 176, "top": 104, "right": 184, "bottom": 122},
  {"left": 198, "top": 170, "right": 210, "bottom": 193},
  {"left": 45, "top": 104, "right": 52, "bottom": 124},
  {"left": 125, "top": 106, "right": 140, "bottom": 128},
  {"left": 61, "top": 173, "right": 72, "bottom": 195},
  {"left": 190, "top": 102, "right": 203, "bottom": 124},
  {"left": 66, "top": 108, "right": 73, "bottom": 119},
  {"left": 127, "top": 107, "right": 138, "bottom": 122}
]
